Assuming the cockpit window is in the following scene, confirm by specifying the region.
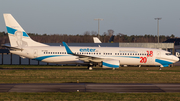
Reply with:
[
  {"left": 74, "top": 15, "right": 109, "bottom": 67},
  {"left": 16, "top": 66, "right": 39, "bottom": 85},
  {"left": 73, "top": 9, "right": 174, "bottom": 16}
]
[{"left": 166, "top": 53, "right": 171, "bottom": 55}]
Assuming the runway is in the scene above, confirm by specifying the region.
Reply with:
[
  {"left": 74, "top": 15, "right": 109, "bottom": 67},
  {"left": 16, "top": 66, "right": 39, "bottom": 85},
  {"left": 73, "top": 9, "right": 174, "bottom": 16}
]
[{"left": 1, "top": 83, "right": 180, "bottom": 93}]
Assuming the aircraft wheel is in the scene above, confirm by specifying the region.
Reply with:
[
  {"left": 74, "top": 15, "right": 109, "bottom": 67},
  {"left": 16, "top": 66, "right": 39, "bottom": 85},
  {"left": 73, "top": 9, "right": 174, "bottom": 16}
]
[
  {"left": 89, "top": 66, "right": 93, "bottom": 70},
  {"left": 159, "top": 67, "right": 162, "bottom": 70}
]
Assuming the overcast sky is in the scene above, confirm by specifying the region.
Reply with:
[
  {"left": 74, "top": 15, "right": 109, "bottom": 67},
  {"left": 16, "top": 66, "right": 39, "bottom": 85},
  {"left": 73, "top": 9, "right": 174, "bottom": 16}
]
[{"left": 0, "top": 0, "right": 180, "bottom": 37}]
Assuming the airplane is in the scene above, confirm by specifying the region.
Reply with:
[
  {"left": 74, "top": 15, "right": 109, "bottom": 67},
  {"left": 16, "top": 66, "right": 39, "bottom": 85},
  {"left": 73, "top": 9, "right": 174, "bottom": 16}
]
[
  {"left": 93, "top": 35, "right": 114, "bottom": 43},
  {"left": 93, "top": 37, "right": 101, "bottom": 43},
  {"left": 3, "top": 14, "right": 179, "bottom": 70}
]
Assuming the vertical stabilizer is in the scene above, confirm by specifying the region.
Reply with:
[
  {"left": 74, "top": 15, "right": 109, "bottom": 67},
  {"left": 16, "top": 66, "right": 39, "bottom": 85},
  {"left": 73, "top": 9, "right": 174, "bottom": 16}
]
[
  {"left": 93, "top": 37, "right": 102, "bottom": 43},
  {"left": 109, "top": 35, "right": 114, "bottom": 43},
  {"left": 3, "top": 14, "right": 48, "bottom": 47}
]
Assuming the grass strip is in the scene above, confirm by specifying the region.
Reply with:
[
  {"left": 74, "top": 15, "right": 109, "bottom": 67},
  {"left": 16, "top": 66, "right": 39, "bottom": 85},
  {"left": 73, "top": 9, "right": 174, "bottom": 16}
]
[{"left": 0, "top": 66, "right": 180, "bottom": 83}]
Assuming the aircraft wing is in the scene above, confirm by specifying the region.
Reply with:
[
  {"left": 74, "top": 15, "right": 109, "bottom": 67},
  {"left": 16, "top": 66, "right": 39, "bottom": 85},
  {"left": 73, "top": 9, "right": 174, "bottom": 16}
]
[{"left": 62, "top": 42, "right": 103, "bottom": 62}]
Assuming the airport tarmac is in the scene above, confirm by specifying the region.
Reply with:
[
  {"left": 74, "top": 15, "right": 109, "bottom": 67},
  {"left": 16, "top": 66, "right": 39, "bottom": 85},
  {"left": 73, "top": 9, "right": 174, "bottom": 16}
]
[{"left": 0, "top": 83, "right": 180, "bottom": 93}]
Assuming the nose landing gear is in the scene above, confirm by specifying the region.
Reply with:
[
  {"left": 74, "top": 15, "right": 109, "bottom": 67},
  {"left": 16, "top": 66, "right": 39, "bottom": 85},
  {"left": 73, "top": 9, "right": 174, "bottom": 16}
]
[{"left": 159, "top": 65, "right": 163, "bottom": 70}]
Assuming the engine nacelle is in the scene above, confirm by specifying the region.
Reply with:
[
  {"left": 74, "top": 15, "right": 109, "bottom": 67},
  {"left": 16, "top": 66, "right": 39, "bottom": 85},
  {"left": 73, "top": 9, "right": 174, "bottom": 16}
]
[{"left": 102, "top": 60, "right": 120, "bottom": 68}]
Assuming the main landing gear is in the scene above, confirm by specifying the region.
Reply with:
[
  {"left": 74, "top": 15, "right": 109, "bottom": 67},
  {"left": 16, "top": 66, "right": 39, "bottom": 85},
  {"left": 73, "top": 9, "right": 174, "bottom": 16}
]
[
  {"left": 88, "top": 66, "right": 93, "bottom": 70},
  {"left": 88, "top": 63, "right": 93, "bottom": 70},
  {"left": 159, "top": 65, "right": 163, "bottom": 70}
]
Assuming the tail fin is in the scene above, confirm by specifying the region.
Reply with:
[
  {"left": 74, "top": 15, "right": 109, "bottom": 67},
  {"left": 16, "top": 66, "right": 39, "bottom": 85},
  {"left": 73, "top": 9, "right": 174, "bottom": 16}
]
[
  {"left": 3, "top": 13, "right": 48, "bottom": 47},
  {"left": 108, "top": 35, "right": 114, "bottom": 43},
  {"left": 93, "top": 37, "right": 102, "bottom": 43}
]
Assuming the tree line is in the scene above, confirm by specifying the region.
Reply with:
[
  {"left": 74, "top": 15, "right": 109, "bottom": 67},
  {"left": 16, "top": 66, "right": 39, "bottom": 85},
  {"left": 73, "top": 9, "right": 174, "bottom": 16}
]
[{"left": 0, "top": 31, "right": 175, "bottom": 49}]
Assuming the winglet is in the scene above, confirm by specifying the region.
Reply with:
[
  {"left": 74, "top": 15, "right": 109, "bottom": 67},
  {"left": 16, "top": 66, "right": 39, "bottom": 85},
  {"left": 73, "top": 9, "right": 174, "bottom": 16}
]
[{"left": 62, "top": 42, "right": 73, "bottom": 54}]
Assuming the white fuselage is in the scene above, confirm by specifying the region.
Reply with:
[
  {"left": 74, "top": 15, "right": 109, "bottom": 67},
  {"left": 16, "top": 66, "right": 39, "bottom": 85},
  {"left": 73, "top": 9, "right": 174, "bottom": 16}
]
[{"left": 10, "top": 46, "right": 179, "bottom": 67}]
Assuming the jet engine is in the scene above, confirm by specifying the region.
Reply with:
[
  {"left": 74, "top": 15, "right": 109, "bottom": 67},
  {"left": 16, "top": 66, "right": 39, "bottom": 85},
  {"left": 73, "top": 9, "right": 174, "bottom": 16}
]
[{"left": 102, "top": 59, "right": 120, "bottom": 68}]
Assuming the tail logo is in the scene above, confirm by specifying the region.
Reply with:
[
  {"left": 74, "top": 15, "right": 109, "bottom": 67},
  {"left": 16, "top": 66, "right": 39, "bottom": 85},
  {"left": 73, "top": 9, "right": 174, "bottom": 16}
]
[{"left": 14, "top": 31, "right": 28, "bottom": 47}]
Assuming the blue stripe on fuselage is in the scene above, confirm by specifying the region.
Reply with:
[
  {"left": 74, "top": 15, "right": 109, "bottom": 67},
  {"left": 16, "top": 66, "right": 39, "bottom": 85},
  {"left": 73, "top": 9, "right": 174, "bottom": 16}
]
[
  {"left": 34, "top": 55, "right": 67, "bottom": 61},
  {"left": 34, "top": 55, "right": 140, "bottom": 61},
  {"left": 155, "top": 59, "right": 173, "bottom": 67}
]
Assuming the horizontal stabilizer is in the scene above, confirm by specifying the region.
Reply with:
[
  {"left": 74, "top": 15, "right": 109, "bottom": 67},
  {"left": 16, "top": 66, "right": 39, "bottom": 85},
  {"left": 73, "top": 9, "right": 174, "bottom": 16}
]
[{"left": 1, "top": 44, "right": 23, "bottom": 50}]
